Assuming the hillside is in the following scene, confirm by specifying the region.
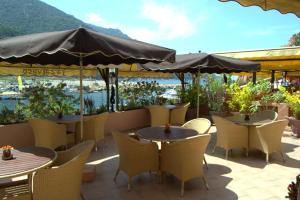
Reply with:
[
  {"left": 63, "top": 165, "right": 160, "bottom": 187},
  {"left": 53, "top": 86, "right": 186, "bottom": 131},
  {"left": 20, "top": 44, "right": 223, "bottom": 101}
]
[{"left": 0, "top": 0, "right": 128, "bottom": 39}]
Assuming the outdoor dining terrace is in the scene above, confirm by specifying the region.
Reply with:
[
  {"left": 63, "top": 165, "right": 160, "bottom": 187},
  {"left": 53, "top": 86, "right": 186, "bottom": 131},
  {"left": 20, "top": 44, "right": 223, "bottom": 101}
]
[
  {"left": 0, "top": 106, "right": 299, "bottom": 200},
  {"left": 0, "top": 14, "right": 299, "bottom": 200}
]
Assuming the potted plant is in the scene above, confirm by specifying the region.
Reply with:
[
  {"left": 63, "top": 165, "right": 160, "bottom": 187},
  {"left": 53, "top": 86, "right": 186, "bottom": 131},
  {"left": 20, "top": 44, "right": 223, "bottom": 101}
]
[
  {"left": 226, "top": 82, "right": 259, "bottom": 120},
  {"left": 282, "top": 88, "right": 300, "bottom": 137},
  {"left": 286, "top": 173, "right": 300, "bottom": 200}
]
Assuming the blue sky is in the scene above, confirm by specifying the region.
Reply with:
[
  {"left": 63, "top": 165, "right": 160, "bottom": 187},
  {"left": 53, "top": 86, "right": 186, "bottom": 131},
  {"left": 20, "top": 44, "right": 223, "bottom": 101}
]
[{"left": 41, "top": 0, "right": 300, "bottom": 54}]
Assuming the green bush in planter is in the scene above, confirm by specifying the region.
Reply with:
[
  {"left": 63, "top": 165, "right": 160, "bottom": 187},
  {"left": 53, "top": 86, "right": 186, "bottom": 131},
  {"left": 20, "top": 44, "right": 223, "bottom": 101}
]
[
  {"left": 225, "top": 82, "right": 259, "bottom": 114},
  {"left": 280, "top": 87, "right": 300, "bottom": 120}
]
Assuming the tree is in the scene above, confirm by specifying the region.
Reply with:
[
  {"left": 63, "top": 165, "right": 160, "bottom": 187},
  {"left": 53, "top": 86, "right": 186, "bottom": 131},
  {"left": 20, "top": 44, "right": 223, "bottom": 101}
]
[{"left": 287, "top": 32, "right": 300, "bottom": 46}]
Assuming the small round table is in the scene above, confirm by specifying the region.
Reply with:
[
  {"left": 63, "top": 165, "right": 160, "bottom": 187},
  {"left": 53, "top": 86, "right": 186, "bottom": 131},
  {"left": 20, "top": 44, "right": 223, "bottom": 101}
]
[
  {"left": 0, "top": 146, "right": 57, "bottom": 179},
  {"left": 226, "top": 115, "right": 274, "bottom": 150},
  {"left": 136, "top": 126, "right": 198, "bottom": 142},
  {"left": 47, "top": 115, "right": 81, "bottom": 124}
]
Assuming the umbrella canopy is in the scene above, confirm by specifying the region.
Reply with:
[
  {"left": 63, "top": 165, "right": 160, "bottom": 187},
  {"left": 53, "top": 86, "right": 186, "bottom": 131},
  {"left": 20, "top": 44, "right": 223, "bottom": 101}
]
[
  {"left": 0, "top": 27, "right": 176, "bottom": 139},
  {"left": 0, "top": 27, "right": 176, "bottom": 65},
  {"left": 219, "top": 0, "right": 300, "bottom": 18},
  {"left": 142, "top": 53, "right": 260, "bottom": 73}
]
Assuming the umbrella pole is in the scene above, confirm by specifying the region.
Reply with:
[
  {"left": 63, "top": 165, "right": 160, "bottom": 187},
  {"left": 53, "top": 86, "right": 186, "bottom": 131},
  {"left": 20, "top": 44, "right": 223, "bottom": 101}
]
[
  {"left": 196, "top": 67, "right": 200, "bottom": 118},
  {"left": 79, "top": 54, "right": 84, "bottom": 141}
]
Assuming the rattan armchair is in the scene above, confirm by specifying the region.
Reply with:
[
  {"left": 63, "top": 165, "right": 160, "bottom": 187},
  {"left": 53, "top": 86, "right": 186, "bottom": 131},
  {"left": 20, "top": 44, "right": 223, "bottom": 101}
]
[
  {"left": 112, "top": 131, "right": 159, "bottom": 190},
  {"left": 75, "top": 112, "right": 108, "bottom": 151},
  {"left": 252, "top": 110, "right": 278, "bottom": 121},
  {"left": 256, "top": 120, "right": 288, "bottom": 163},
  {"left": 182, "top": 118, "right": 211, "bottom": 168},
  {"left": 212, "top": 115, "right": 248, "bottom": 159},
  {"left": 170, "top": 103, "right": 190, "bottom": 126},
  {"left": 147, "top": 105, "right": 170, "bottom": 127},
  {"left": 0, "top": 141, "right": 94, "bottom": 200},
  {"left": 29, "top": 119, "right": 71, "bottom": 150},
  {"left": 161, "top": 135, "right": 210, "bottom": 197}
]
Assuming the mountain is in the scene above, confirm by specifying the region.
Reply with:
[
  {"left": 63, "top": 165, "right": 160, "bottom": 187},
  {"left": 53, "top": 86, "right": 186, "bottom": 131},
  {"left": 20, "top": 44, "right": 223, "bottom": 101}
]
[{"left": 0, "top": 0, "right": 129, "bottom": 39}]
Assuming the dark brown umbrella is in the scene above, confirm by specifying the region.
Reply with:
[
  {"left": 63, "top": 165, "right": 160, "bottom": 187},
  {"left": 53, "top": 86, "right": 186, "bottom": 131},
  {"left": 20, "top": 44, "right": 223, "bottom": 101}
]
[
  {"left": 142, "top": 53, "right": 260, "bottom": 118},
  {"left": 142, "top": 53, "right": 260, "bottom": 73},
  {"left": 0, "top": 27, "right": 175, "bottom": 65},
  {"left": 0, "top": 27, "right": 176, "bottom": 138}
]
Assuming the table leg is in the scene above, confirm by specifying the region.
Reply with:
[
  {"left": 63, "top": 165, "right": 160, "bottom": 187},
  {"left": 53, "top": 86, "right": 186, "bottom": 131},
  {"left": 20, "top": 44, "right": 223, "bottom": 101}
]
[{"left": 28, "top": 173, "right": 33, "bottom": 200}]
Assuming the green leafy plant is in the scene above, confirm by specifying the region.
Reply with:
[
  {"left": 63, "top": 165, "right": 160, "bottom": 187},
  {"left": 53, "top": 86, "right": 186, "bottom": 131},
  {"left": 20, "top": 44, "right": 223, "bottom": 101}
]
[
  {"left": 280, "top": 87, "right": 300, "bottom": 120},
  {"left": 96, "top": 105, "right": 107, "bottom": 114},
  {"left": 0, "top": 102, "right": 28, "bottom": 124},
  {"left": 22, "top": 82, "right": 78, "bottom": 118},
  {"left": 225, "top": 82, "right": 259, "bottom": 114},
  {"left": 286, "top": 174, "right": 300, "bottom": 200},
  {"left": 84, "top": 97, "right": 95, "bottom": 115},
  {"left": 119, "top": 80, "right": 166, "bottom": 110},
  {"left": 177, "top": 84, "right": 207, "bottom": 109}
]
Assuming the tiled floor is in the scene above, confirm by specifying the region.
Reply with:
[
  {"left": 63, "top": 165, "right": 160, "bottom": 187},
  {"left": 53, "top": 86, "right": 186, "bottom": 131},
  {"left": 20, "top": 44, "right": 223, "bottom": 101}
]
[{"left": 82, "top": 127, "right": 300, "bottom": 200}]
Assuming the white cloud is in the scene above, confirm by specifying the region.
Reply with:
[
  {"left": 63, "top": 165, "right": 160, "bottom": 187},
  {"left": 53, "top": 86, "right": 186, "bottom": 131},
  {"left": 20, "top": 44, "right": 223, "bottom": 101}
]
[
  {"left": 84, "top": 1, "right": 207, "bottom": 43},
  {"left": 85, "top": 12, "right": 116, "bottom": 29}
]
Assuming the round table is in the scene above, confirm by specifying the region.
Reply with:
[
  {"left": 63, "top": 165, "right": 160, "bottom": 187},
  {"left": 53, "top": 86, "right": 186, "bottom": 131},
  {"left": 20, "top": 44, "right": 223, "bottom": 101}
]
[
  {"left": 47, "top": 115, "right": 81, "bottom": 124},
  {"left": 226, "top": 115, "right": 273, "bottom": 126},
  {"left": 226, "top": 115, "right": 274, "bottom": 150},
  {"left": 0, "top": 146, "right": 57, "bottom": 179},
  {"left": 136, "top": 126, "right": 198, "bottom": 142}
]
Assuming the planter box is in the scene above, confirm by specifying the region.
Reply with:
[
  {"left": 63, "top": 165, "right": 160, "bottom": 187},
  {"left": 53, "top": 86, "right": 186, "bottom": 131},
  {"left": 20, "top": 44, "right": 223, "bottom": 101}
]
[
  {"left": 288, "top": 117, "right": 300, "bottom": 138},
  {"left": 186, "top": 105, "right": 210, "bottom": 121},
  {"left": 0, "top": 109, "right": 151, "bottom": 148},
  {"left": 0, "top": 123, "right": 34, "bottom": 148}
]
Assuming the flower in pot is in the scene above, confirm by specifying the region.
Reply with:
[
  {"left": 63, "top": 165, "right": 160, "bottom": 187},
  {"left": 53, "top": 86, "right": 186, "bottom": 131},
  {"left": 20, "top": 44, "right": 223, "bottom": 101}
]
[{"left": 2, "top": 145, "right": 14, "bottom": 160}]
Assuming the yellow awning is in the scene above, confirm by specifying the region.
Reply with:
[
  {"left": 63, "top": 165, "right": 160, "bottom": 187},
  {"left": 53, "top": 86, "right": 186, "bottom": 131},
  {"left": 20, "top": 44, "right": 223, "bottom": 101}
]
[
  {"left": 215, "top": 47, "right": 300, "bottom": 73},
  {"left": 0, "top": 62, "right": 172, "bottom": 78}
]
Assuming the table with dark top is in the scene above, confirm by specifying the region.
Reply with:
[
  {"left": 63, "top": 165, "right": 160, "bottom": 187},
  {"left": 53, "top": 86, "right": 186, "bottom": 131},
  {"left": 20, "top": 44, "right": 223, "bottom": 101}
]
[
  {"left": 226, "top": 115, "right": 274, "bottom": 149},
  {"left": 47, "top": 115, "right": 81, "bottom": 124},
  {"left": 136, "top": 126, "right": 198, "bottom": 142},
  {"left": 0, "top": 146, "right": 56, "bottom": 179}
]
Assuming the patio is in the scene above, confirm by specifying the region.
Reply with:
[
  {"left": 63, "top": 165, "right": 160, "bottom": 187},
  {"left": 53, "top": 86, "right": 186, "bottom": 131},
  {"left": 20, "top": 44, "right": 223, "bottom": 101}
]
[{"left": 82, "top": 126, "right": 300, "bottom": 200}]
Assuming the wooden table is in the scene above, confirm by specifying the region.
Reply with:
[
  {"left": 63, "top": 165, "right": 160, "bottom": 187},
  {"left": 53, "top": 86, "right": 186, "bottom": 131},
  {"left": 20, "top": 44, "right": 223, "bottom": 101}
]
[
  {"left": 226, "top": 115, "right": 274, "bottom": 149},
  {"left": 47, "top": 115, "right": 81, "bottom": 124},
  {"left": 48, "top": 115, "right": 81, "bottom": 142},
  {"left": 0, "top": 146, "right": 56, "bottom": 179},
  {"left": 136, "top": 126, "right": 198, "bottom": 142}
]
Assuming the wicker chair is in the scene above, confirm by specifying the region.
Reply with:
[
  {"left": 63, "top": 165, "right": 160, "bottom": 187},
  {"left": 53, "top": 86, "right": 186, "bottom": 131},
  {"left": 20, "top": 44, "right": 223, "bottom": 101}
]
[
  {"left": 75, "top": 112, "right": 108, "bottom": 151},
  {"left": 29, "top": 119, "right": 73, "bottom": 150},
  {"left": 147, "top": 105, "right": 170, "bottom": 127},
  {"left": 256, "top": 119, "right": 288, "bottom": 163},
  {"left": 112, "top": 131, "right": 159, "bottom": 190},
  {"left": 182, "top": 118, "right": 211, "bottom": 168},
  {"left": 212, "top": 115, "right": 248, "bottom": 159},
  {"left": 252, "top": 110, "right": 278, "bottom": 121},
  {"left": 170, "top": 103, "right": 190, "bottom": 126},
  {"left": 161, "top": 135, "right": 210, "bottom": 197},
  {"left": 0, "top": 140, "right": 94, "bottom": 200}
]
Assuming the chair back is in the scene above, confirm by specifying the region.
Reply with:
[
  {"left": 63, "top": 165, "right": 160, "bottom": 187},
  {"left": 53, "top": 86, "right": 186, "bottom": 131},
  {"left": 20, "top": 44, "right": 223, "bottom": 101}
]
[
  {"left": 182, "top": 118, "right": 211, "bottom": 134},
  {"left": 32, "top": 140, "right": 94, "bottom": 200},
  {"left": 147, "top": 105, "right": 169, "bottom": 127},
  {"left": 161, "top": 134, "right": 210, "bottom": 181},
  {"left": 212, "top": 115, "right": 236, "bottom": 138},
  {"left": 256, "top": 119, "right": 288, "bottom": 153},
  {"left": 253, "top": 110, "right": 278, "bottom": 121},
  {"left": 29, "top": 118, "right": 67, "bottom": 150},
  {"left": 76, "top": 112, "right": 108, "bottom": 142},
  {"left": 112, "top": 131, "right": 159, "bottom": 177},
  {"left": 170, "top": 103, "right": 190, "bottom": 125}
]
